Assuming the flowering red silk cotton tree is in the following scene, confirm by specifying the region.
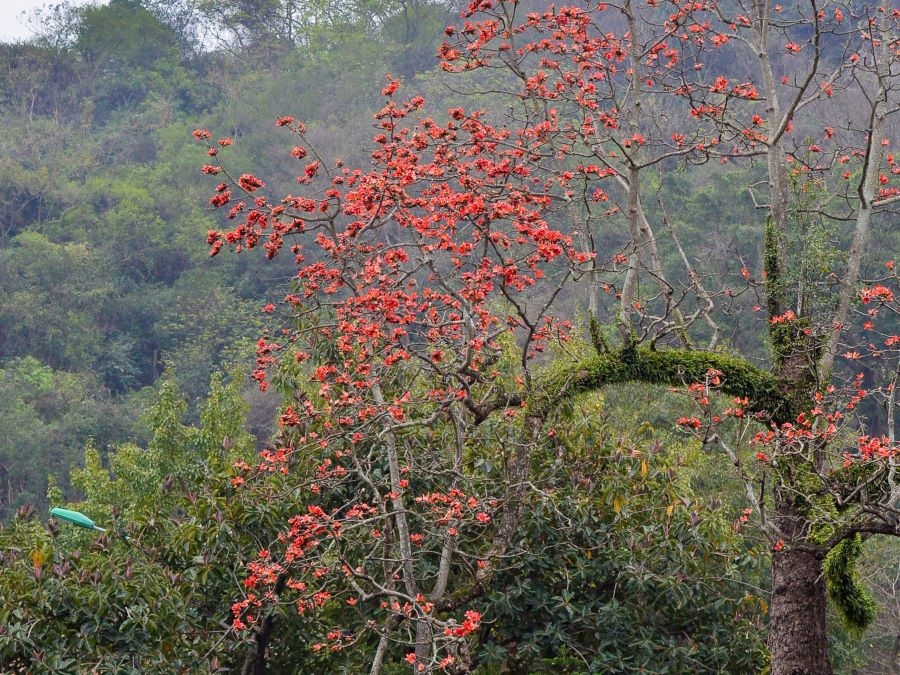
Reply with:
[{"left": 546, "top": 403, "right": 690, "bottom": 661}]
[
  {"left": 435, "top": 0, "right": 899, "bottom": 672},
  {"left": 201, "top": 82, "right": 597, "bottom": 673},
  {"left": 199, "top": 0, "right": 899, "bottom": 672}
]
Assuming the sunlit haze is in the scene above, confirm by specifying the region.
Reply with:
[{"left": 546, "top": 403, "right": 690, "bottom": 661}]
[{"left": 0, "top": 0, "right": 105, "bottom": 43}]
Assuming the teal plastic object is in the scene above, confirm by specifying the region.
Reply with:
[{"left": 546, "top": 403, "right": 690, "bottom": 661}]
[{"left": 50, "top": 507, "right": 106, "bottom": 532}]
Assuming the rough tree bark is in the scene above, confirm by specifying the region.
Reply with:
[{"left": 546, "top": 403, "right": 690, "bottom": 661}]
[{"left": 771, "top": 545, "right": 831, "bottom": 675}]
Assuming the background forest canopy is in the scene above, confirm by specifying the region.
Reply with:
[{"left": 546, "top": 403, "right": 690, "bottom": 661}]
[
  {"left": 0, "top": 0, "right": 460, "bottom": 518},
  {"left": 0, "top": 0, "right": 898, "bottom": 673}
]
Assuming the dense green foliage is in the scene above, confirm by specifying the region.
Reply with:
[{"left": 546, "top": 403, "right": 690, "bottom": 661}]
[
  {"left": 479, "top": 406, "right": 769, "bottom": 674},
  {"left": 0, "top": 374, "right": 306, "bottom": 672},
  {"left": 0, "top": 376, "right": 769, "bottom": 673},
  {"left": 0, "top": 0, "right": 451, "bottom": 520}
]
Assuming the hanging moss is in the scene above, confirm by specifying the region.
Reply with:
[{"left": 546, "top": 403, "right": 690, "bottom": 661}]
[
  {"left": 536, "top": 347, "right": 796, "bottom": 424},
  {"left": 769, "top": 317, "right": 805, "bottom": 365},
  {"left": 588, "top": 312, "right": 609, "bottom": 355},
  {"left": 764, "top": 216, "right": 785, "bottom": 318},
  {"left": 824, "top": 535, "right": 877, "bottom": 634}
]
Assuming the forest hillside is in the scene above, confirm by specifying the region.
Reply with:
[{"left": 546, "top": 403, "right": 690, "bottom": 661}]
[{"left": 1, "top": 0, "right": 899, "bottom": 673}]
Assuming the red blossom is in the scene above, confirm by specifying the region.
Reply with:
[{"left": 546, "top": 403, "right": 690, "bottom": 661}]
[{"left": 238, "top": 173, "right": 265, "bottom": 192}]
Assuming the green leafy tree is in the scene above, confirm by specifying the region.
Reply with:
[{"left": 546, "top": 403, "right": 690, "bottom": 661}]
[
  {"left": 74, "top": 0, "right": 191, "bottom": 114},
  {"left": 0, "top": 357, "right": 126, "bottom": 520},
  {"left": 0, "top": 373, "right": 305, "bottom": 672},
  {"left": 0, "top": 232, "right": 112, "bottom": 371},
  {"left": 477, "top": 398, "right": 768, "bottom": 674}
]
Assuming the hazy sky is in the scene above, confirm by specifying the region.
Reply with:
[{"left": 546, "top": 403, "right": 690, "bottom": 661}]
[{"left": 0, "top": 0, "right": 105, "bottom": 43}]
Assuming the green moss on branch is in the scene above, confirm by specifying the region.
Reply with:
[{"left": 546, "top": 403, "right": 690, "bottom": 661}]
[
  {"left": 824, "top": 535, "right": 877, "bottom": 634},
  {"left": 764, "top": 216, "right": 786, "bottom": 318},
  {"left": 536, "top": 347, "right": 795, "bottom": 424}
]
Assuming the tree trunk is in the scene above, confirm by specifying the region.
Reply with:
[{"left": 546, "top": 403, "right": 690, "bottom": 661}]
[{"left": 770, "top": 545, "right": 831, "bottom": 675}]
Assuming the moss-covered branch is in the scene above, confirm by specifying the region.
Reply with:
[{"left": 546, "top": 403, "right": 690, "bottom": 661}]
[{"left": 536, "top": 347, "right": 796, "bottom": 424}]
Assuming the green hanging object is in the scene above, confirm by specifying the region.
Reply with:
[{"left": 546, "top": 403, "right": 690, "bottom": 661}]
[{"left": 50, "top": 507, "right": 106, "bottom": 532}]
